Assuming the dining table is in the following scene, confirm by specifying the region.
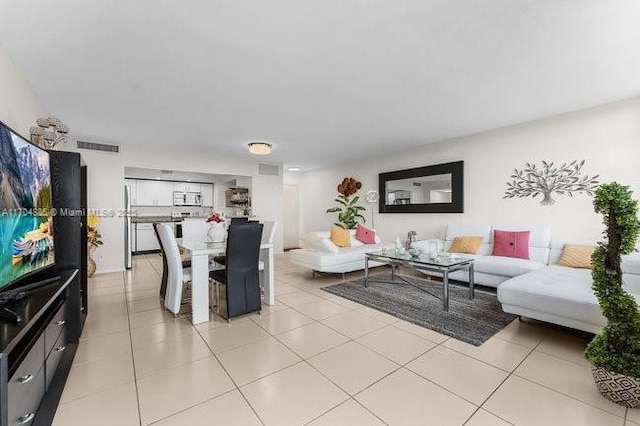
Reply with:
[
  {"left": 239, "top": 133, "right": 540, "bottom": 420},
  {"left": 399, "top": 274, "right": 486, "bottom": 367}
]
[{"left": 179, "top": 237, "right": 275, "bottom": 324}]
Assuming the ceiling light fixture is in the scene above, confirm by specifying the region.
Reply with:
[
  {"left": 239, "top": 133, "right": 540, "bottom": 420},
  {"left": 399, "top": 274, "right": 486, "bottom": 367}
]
[
  {"left": 288, "top": 167, "right": 300, "bottom": 172},
  {"left": 248, "top": 142, "right": 272, "bottom": 155}
]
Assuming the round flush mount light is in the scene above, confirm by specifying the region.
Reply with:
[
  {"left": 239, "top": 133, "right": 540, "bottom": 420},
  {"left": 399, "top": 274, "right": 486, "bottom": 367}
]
[
  {"left": 288, "top": 167, "right": 300, "bottom": 172},
  {"left": 248, "top": 141, "right": 272, "bottom": 155}
]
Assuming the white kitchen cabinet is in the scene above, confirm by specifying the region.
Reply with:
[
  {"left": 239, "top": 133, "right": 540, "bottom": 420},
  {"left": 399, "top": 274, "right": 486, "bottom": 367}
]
[
  {"left": 135, "top": 222, "right": 175, "bottom": 252},
  {"left": 156, "top": 182, "right": 174, "bottom": 206},
  {"left": 125, "top": 179, "right": 138, "bottom": 205},
  {"left": 135, "top": 223, "right": 160, "bottom": 251},
  {"left": 172, "top": 182, "right": 201, "bottom": 193},
  {"left": 201, "top": 184, "right": 213, "bottom": 206},
  {"left": 134, "top": 180, "right": 174, "bottom": 206}
]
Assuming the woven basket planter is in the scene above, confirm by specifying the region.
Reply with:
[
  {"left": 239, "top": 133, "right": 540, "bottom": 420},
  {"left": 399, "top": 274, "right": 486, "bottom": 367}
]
[{"left": 592, "top": 367, "right": 640, "bottom": 408}]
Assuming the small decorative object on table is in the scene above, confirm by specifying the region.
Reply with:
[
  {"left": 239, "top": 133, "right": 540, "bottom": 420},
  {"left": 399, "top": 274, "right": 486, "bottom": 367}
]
[
  {"left": 87, "top": 214, "right": 103, "bottom": 277},
  {"left": 206, "top": 211, "right": 226, "bottom": 243}
]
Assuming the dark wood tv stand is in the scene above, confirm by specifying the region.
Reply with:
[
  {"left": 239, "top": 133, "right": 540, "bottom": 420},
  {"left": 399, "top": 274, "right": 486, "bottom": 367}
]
[{"left": 0, "top": 270, "right": 78, "bottom": 426}]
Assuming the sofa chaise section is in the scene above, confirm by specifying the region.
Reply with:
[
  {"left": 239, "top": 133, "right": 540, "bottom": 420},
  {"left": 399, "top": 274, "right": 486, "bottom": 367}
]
[
  {"left": 289, "top": 230, "right": 392, "bottom": 276},
  {"left": 498, "top": 243, "right": 640, "bottom": 334}
]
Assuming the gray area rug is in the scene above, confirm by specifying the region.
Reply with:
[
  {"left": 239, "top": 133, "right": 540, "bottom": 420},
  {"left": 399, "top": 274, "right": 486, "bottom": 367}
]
[{"left": 323, "top": 273, "right": 517, "bottom": 346}]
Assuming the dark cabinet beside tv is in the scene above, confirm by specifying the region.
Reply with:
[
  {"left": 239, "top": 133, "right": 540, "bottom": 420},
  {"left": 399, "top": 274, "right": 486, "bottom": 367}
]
[
  {"left": 0, "top": 151, "right": 87, "bottom": 426},
  {"left": 49, "top": 150, "right": 88, "bottom": 342}
]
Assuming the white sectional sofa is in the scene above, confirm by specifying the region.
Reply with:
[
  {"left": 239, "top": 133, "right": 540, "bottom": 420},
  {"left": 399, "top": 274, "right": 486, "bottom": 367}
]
[
  {"left": 499, "top": 242, "right": 640, "bottom": 333},
  {"left": 289, "top": 230, "right": 394, "bottom": 276},
  {"left": 417, "top": 224, "right": 640, "bottom": 333},
  {"left": 414, "top": 224, "right": 551, "bottom": 288}
]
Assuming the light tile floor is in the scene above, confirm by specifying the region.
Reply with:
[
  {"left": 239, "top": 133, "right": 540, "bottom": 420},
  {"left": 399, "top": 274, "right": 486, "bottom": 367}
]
[{"left": 52, "top": 253, "right": 638, "bottom": 426}]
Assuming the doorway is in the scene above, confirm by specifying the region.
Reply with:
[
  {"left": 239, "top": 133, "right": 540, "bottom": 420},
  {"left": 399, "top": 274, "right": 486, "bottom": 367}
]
[{"left": 283, "top": 184, "right": 299, "bottom": 249}]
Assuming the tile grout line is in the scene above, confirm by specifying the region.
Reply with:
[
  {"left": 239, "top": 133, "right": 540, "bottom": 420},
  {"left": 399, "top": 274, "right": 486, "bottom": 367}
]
[
  {"left": 124, "top": 260, "right": 150, "bottom": 426},
  {"left": 470, "top": 336, "right": 544, "bottom": 425},
  {"left": 195, "top": 318, "right": 268, "bottom": 426}
]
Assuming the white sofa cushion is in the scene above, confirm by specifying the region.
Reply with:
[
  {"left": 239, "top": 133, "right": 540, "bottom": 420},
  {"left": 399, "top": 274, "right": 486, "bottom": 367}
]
[
  {"left": 300, "top": 232, "right": 339, "bottom": 253},
  {"left": 473, "top": 256, "right": 546, "bottom": 278},
  {"left": 492, "top": 224, "right": 551, "bottom": 248},
  {"left": 497, "top": 265, "right": 607, "bottom": 328},
  {"left": 443, "top": 224, "right": 550, "bottom": 262},
  {"left": 445, "top": 224, "right": 492, "bottom": 242},
  {"left": 300, "top": 230, "right": 381, "bottom": 254},
  {"left": 291, "top": 244, "right": 384, "bottom": 268}
]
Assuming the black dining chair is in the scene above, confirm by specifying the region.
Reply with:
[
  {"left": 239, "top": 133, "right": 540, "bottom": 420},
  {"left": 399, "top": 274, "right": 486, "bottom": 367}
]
[
  {"left": 210, "top": 222, "right": 263, "bottom": 320},
  {"left": 213, "top": 217, "right": 250, "bottom": 266},
  {"left": 230, "top": 217, "right": 249, "bottom": 226}
]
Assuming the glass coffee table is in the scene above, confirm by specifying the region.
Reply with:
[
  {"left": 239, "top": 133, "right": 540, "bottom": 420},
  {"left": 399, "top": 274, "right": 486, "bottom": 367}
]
[{"left": 364, "top": 249, "right": 475, "bottom": 311}]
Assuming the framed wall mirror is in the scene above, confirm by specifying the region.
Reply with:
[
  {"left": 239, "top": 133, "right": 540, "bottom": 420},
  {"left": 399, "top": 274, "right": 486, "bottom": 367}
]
[{"left": 378, "top": 161, "right": 464, "bottom": 213}]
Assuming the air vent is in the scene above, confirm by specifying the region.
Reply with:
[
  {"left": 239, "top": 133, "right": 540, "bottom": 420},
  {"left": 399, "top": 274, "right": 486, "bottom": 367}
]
[
  {"left": 257, "top": 163, "right": 280, "bottom": 176},
  {"left": 412, "top": 182, "right": 422, "bottom": 187},
  {"left": 76, "top": 140, "right": 119, "bottom": 153}
]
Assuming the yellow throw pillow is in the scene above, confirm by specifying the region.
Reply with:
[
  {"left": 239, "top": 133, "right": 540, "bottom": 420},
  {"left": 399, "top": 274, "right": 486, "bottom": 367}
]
[
  {"left": 558, "top": 244, "right": 594, "bottom": 269},
  {"left": 448, "top": 236, "right": 483, "bottom": 254},
  {"left": 330, "top": 225, "right": 351, "bottom": 248}
]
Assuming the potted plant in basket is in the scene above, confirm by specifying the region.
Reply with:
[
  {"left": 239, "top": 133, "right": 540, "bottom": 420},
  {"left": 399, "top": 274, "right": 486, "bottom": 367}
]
[
  {"left": 586, "top": 182, "right": 640, "bottom": 408},
  {"left": 326, "top": 177, "right": 366, "bottom": 229}
]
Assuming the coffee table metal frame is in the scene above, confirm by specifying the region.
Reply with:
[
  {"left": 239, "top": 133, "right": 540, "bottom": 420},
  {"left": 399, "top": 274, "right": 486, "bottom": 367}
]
[{"left": 364, "top": 250, "right": 475, "bottom": 311}]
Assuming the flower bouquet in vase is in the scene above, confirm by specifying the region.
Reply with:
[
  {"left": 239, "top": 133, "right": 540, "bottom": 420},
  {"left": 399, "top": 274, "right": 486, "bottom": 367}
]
[
  {"left": 206, "top": 211, "right": 226, "bottom": 242},
  {"left": 87, "top": 214, "right": 103, "bottom": 277}
]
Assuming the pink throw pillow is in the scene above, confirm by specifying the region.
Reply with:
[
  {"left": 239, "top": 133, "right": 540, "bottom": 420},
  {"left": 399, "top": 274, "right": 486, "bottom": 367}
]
[
  {"left": 492, "top": 230, "right": 530, "bottom": 259},
  {"left": 355, "top": 224, "right": 377, "bottom": 244}
]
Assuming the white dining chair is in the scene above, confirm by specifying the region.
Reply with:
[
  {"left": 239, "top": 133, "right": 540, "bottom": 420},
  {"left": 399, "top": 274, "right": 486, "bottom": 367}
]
[
  {"left": 157, "top": 223, "right": 192, "bottom": 314},
  {"left": 259, "top": 221, "right": 277, "bottom": 287},
  {"left": 181, "top": 218, "right": 209, "bottom": 240}
]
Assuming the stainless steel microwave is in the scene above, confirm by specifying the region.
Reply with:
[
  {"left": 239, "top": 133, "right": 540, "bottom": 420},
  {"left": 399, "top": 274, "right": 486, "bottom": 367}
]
[{"left": 173, "top": 191, "right": 202, "bottom": 206}]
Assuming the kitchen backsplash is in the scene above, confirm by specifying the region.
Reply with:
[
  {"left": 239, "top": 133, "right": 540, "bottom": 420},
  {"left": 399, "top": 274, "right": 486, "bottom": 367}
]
[
  {"left": 134, "top": 205, "right": 211, "bottom": 217},
  {"left": 133, "top": 205, "right": 245, "bottom": 218}
]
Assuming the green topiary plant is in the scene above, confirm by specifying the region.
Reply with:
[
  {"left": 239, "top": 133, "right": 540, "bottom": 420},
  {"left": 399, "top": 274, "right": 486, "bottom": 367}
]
[{"left": 586, "top": 182, "right": 640, "bottom": 378}]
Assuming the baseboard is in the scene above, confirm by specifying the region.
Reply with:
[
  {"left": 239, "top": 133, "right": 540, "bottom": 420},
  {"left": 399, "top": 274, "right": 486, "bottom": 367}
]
[{"left": 94, "top": 268, "right": 125, "bottom": 275}]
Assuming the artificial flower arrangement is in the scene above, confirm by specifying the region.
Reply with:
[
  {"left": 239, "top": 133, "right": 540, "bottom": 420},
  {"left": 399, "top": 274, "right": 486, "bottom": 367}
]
[
  {"left": 326, "top": 177, "right": 366, "bottom": 229},
  {"left": 206, "top": 210, "right": 226, "bottom": 224},
  {"left": 87, "top": 213, "right": 104, "bottom": 251}
]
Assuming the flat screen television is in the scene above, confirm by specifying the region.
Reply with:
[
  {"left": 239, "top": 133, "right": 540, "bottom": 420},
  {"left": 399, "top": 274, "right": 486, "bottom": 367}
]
[{"left": 0, "top": 121, "right": 54, "bottom": 293}]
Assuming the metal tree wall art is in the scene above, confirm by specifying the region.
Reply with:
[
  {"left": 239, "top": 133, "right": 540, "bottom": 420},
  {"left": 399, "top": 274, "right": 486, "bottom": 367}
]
[
  {"left": 30, "top": 116, "right": 69, "bottom": 150},
  {"left": 504, "top": 160, "right": 599, "bottom": 206}
]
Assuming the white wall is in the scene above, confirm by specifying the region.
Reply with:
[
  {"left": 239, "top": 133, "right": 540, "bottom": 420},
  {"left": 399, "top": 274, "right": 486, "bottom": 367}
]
[
  {"left": 283, "top": 171, "right": 305, "bottom": 241},
  {"left": 68, "top": 143, "right": 283, "bottom": 273},
  {"left": 0, "top": 48, "right": 48, "bottom": 136},
  {"left": 68, "top": 145, "right": 125, "bottom": 273},
  {"left": 300, "top": 98, "right": 640, "bottom": 244}
]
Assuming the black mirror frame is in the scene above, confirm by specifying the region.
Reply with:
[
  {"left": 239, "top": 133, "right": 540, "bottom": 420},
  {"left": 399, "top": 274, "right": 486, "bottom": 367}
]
[{"left": 378, "top": 161, "right": 464, "bottom": 213}]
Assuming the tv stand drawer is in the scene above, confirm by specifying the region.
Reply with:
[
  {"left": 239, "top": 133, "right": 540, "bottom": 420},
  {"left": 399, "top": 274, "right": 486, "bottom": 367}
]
[{"left": 7, "top": 335, "right": 45, "bottom": 426}]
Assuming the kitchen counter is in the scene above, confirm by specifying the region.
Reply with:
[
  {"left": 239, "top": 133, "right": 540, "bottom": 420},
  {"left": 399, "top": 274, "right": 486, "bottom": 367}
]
[
  {"left": 131, "top": 215, "right": 178, "bottom": 223},
  {"left": 131, "top": 215, "right": 209, "bottom": 223}
]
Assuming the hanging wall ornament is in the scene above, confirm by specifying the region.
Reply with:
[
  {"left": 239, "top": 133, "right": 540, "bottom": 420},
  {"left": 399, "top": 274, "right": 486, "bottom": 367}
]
[
  {"left": 503, "top": 160, "right": 599, "bottom": 206},
  {"left": 30, "top": 116, "right": 69, "bottom": 150}
]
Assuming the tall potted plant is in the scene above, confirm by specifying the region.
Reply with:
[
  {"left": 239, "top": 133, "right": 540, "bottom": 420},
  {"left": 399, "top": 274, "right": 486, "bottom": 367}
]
[
  {"left": 326, "top": 177, "right": 366, "bottom": 229},
  {"left": 586, "top": 182, "right": 640, "bottom": 408}
]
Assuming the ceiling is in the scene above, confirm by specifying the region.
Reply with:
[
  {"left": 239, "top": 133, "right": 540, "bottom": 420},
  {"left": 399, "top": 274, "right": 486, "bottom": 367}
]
[
  {"left": 124, "top": 166, "right": 249, "bottom": 185},
  {"left": 1, "top": 0, "right": 639, "bottom": 171}
]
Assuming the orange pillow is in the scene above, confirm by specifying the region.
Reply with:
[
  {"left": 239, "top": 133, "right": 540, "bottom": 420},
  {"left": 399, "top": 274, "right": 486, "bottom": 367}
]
[
  {"left": 558, "top": 244, "right": 594, "bottom": 269},
  {"left": 448, "top": 236, "right": 483, "bottom": 254},
  {"left": 330, "top": 225, "right": 351, "bottom": 247}
]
